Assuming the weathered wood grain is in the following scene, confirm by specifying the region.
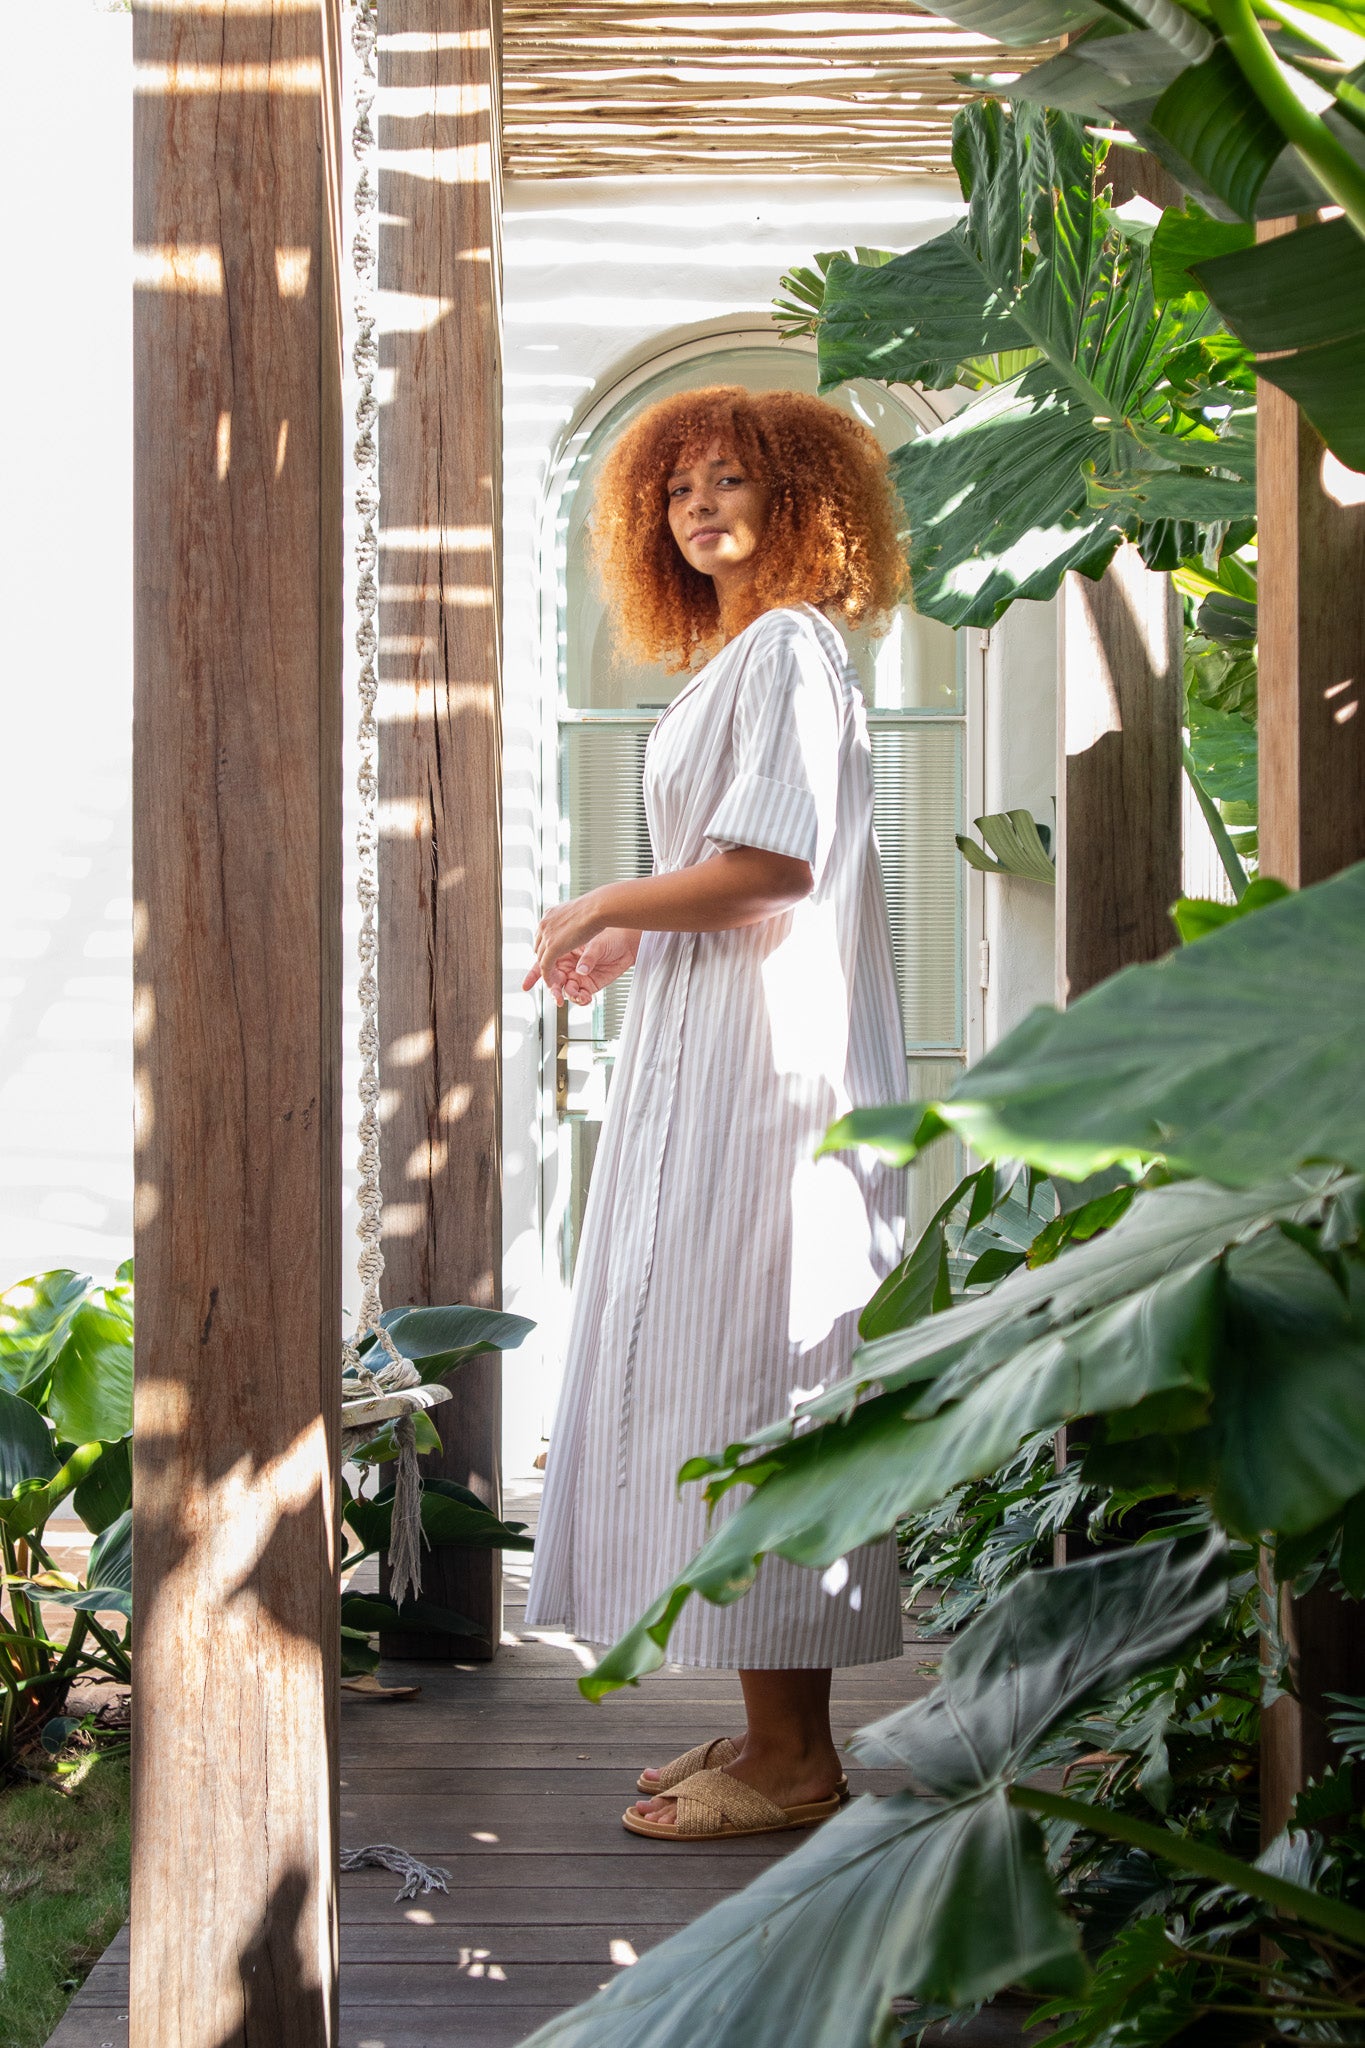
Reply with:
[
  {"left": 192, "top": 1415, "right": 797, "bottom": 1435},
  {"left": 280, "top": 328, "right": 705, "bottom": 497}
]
[
  {"left": 1257, "top": 371, "right": 1365, "bottom": 889},
  {"left": 375, "top": 0, "right": 506, "bottom": 1663},
  {"left": 130, "top": 0, "right": 344, "bottom": 2040},
  {"left": 1057, "top": 547, "right": 1182, "bottom": 1001}
]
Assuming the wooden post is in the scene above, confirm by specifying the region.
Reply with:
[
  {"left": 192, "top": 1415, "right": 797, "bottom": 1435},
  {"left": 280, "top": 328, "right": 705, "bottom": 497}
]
[
  {"left": 131, "top": 1, "right": 344, "bottom": 2040},
  {"left": 1056, "top": 546, "right": 1183, "bottom": 1001},
  {"left": 376, "top": 0, "right": 505, "bottom": 1659},
  {"left": 1256, "top": 288, "right": 1365, "bottom": 1839}
]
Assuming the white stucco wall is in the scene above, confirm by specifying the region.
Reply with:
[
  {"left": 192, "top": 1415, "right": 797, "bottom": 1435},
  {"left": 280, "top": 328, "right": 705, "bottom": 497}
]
[
  {"left": 498, "top": 175, "right": 1059, "bottom": 1473},
  {"left": 2, "top": 2, "right": 134, "bottom": 1289}
]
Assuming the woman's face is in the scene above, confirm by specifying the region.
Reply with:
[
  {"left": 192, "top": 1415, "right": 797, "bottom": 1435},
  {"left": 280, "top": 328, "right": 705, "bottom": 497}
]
[{"left": 665, "top": 437, "right": 772, "bottom": 590}]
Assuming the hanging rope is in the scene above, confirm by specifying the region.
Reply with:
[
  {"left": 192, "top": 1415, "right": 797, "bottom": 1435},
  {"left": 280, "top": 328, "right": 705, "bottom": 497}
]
[{"left": 340, "top": 0, "right": 427, "bottom": 1609}]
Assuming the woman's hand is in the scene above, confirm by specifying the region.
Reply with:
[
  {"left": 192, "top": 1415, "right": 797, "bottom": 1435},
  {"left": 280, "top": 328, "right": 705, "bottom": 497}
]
[
  {"left": 523, "top": 890, "right": 608, "bottom": 1002},
  {"left": 557, "top": 928, "right": 640, "bottom": 1006}
]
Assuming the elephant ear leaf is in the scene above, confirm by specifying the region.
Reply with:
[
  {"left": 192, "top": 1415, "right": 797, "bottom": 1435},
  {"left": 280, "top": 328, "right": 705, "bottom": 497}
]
[
  {"left": 828, "top": 861, "right": 1365, "bottom": 1187},
  {"left": 517, "top": 1541, "right": 1228, "bottom": 2048},
  {"left": 853, "top": 1531, "right": 1231, "bottom": 1786}
]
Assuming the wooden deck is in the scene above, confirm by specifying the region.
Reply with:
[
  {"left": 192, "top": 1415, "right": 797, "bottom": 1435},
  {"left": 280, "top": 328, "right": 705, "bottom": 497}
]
[{"left": 47, "top": 1488, "right": 941, "bottom": 2047}]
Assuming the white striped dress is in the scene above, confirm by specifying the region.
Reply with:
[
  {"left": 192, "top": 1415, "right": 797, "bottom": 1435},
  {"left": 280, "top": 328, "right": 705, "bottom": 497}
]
[{"left": 525, "top": 604, "right": 906, "bottom": 1668}]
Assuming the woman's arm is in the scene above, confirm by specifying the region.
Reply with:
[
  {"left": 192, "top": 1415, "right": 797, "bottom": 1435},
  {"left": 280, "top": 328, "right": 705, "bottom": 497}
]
[{"left": 523, "top": 846, "right": 813, "bottom": 998}]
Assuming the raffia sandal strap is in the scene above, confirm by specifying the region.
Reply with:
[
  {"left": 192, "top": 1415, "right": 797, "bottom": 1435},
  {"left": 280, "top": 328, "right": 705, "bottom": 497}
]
[
  {"left": 622, "top": 1766, "right": 842, "bottom": 1840},
  {"left": 668, "top": 1769, "right": 789, "bottom": 1834},
  {"left": 636, "top": 1735, "right": 739, "bottom": 1794}
]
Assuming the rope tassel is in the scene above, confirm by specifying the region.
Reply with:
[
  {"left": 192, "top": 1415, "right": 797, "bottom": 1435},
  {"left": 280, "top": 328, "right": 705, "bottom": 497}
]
[
  {"left": 340, "top": 1842, "right": 450, "bottom": 1901},
  {"left": 387, "top": 1411, "right": 426, "bottom": 1610}
]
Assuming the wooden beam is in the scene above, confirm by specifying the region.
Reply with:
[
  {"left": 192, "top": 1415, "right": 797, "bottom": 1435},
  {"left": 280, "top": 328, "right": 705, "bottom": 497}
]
[
  {"left": 1257, "top": 382, "right": 1365, "bottom": 889},
  {"left": 376, "top": 0, "right": 505, "bottom": 1660},
  {"left": 131, "top": 0, "right": 344, "bottom": 2039},
  {"left": 1056, "top": 546, "right": 1183, "bottom": 1001},
  {"left": 1256, "top": 282, "right": 1365, "bottom": 1841}
]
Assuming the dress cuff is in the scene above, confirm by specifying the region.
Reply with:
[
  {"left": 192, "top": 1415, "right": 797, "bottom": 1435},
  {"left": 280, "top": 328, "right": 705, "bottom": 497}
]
[{"left": 705, "top": 771, "right": 819, "bottom": 866}]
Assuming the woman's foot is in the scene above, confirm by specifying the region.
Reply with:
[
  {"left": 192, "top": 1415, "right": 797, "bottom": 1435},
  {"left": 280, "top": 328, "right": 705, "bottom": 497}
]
[
  {"left": 629, "top": 1738, "right": 844, "bottom": 1827},
  {"left": 637, "top": 1733, "right": 742, "bottom": 1793}
]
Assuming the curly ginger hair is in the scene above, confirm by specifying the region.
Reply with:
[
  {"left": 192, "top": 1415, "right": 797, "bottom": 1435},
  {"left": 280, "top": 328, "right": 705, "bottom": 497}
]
[{"left": 589, "top": 385, "right": 909, "bottom": 672}]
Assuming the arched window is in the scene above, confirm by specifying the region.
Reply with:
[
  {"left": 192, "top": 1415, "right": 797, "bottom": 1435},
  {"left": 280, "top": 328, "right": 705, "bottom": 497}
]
[{"left": 546, "top": 330, "right": 975, "bottom": 1274}]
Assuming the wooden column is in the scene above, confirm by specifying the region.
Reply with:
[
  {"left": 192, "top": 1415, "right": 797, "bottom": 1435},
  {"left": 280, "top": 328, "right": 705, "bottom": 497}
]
[
  {"left": 131, "top": 1, "right": 344, "bottom": 2040},
  {"left": 1056, "top": 546, "right": 1183, "bottom": 1001},
  {"left": 376, "top": 0, "right": 505, "bottom": 1659},
  {"left": 1256, "top": 293, "right": 1365, "bottom": 1839},
  {"left": 1257, "top": 389, "right": 1365, "bottom": 890}
]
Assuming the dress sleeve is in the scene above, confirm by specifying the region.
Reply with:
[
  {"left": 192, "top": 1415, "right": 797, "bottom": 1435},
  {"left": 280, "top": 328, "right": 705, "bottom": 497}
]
[{"left": 704, "top": 620, "right": 843, "bottom": 885}]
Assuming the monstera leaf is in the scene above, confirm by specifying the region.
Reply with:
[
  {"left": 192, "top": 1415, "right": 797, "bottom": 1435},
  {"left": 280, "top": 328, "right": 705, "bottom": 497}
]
[
  {"left": 815, "top": 103, "right": 1252, "bottom": 627},
  {"left": 525, "top": 1540, "right": 1233, "bottom": 2048},
  {"left": 823, "top": 862, "right": 1365, "bottom": 1188},
  {"left": 582, "top": 1173, "right": 1349, "bottom": 1696}
]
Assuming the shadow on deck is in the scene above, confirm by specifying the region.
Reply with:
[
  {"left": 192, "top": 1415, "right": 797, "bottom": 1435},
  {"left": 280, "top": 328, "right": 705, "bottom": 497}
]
[{"left": 47, "top": 1486, "right": 948, "bottom": 2048}]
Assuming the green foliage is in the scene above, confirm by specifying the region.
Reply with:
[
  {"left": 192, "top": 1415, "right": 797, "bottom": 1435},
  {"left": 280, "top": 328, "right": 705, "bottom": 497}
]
[
  {"left": 802, "top": 101, "right": 1253, "bottom": 627},
  {"left": 343, "top": 1474, "right": 534, "bottom": 1562},
  {"left": 0, "top": 1748, "right": 130, "bottom": 2048},
  {"left": 956, "top": 809, "right": 1056, "bottom": 883},
  {"left": 0, "top": 1272, "right": 136, "bottom": 1763},
  {"left": 524, "top": 1536, "right": 1365, "bottom": 2048},
  {"left": 824, "top": 864, "right": 1363, "bottom": 1187},
  {"left": 922, "top": 0, "right": 1365, "bottom": 469}
]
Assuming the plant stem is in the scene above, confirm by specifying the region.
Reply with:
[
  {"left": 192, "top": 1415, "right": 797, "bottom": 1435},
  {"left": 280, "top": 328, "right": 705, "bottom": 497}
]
[
  {"left": 1209, "top": 0, "right": 1365, "bottom": 239},
  {"left": 1182, "top": 743, "right": 1250, "bottom": 900},
  {"left": 1012, "top": 1784, "right": 1365, "bottom": 1946}
]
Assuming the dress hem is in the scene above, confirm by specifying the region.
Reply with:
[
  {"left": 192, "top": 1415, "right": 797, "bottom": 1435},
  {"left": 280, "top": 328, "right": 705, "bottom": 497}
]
[{"left": 522, "top": 1613, "right": 908, "bottom": 1674}]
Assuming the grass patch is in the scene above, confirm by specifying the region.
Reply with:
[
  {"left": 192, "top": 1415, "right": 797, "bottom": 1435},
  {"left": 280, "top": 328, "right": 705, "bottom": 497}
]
[{"left": 0, "top": 1747, "right": 129, "bottom": 2048}]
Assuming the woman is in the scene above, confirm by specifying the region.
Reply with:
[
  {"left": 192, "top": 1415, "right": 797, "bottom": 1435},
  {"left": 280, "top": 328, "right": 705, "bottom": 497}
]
[{"left": 522, "top": 385, "right": 909, "bottom": 1842}]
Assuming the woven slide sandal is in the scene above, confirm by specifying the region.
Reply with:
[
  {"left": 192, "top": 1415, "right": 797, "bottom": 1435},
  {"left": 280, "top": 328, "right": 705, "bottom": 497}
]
[
  {"left": 635, "top": 1734, "right": 739, "bottom": 1794},
  {"left": 637, "top": 1737, "right": 850, "bottom": 1799},
  {"left": 622, "top": 1766, "right": 843, "bottom": 1841}
]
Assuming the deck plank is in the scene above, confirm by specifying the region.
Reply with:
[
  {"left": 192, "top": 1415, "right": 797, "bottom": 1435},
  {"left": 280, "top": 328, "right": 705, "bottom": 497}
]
[{"left": 48, "top": 1488, "right": 929, "bottom": 2045}]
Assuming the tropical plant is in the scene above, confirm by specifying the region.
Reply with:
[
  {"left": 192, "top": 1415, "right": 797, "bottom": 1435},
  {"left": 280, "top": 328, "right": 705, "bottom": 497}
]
[
  {"left": 929, "top": 0, "right": 1365, "bottom": 473},
  {"left": 339, "top": 1302, "right": 535, "bottom": 1671},
  {"left": 956, "top": 809, "right": 1056, "bottom": 884},
  {"left": 0, "top": 1267, "right": 135, "bottom": 1763},
  {"left": 522, "top": 1535, "right": 1365, "bottom": 2048},
  {"left": 578, "top": 865, "right": 1365, "bottom": 1688},
  {"left": 517, "top": 866, "right": 1365, "bottom": 2047},
  {"left": 778, "top": 99, "right": 1256, "bottom": 628}
]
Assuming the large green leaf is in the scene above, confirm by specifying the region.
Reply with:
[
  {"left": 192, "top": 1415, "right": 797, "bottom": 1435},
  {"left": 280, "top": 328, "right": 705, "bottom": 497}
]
[
  {"left": 1196, "top": 215, "right": 1365, "bottom": 470},
  {"left": 1209, "top": 1230, "right": 1365, "bottom": 1536},
  {"left": 0, "top": 1388, "right": 59, "bottom": 1494},
  {"left": 583, "top": 1176, "right": 1327, "bottom": 1695},
  {"left": 32, "top": 1507, "right": 135, "bottom": 1618},
  {"left": 0, "top": 1441, "right": 104, "bottom": 1538},
  {"left": 0, "top": 1271, "right": 89, "bottom": 1399},
  {"left": 817, "top": 104, "right": 1244, "bottom": 627},
  {"left": 344, "top": 1477, "right": 533, "bottom": 1558},
  {"left": 1148, "top": 42, "right": 1290, "bottom": 218},
  {"left": 72, "top": 1435, "right": 132, "bottom": 1535},
  {"left": 338, "top": 1591, "right": 482, "bottom": 1638},
  {"left": 1187, "top": 693, "right": 1257, "bottom": 809},
  {"left": 854, "top": 1532, "right": 1230, "bottom": 1785},
  {"left": 823, "top": 863, "right": 1365, "bottom": 1188},
  {"left": 47, "top": 1297, "right": 134, "bottom": 1444},
  {"left": 355, "top": 1303, "right": 534, "bottom": 1384},
  {"left": 530, "top": 1540, "right": 1227, "bottom": 2048}
]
